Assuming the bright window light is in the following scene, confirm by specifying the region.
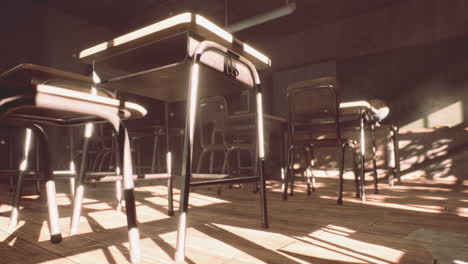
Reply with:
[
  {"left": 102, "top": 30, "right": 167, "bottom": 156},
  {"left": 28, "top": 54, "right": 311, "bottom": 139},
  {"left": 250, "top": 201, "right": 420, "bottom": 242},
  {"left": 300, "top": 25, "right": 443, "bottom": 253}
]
[
  {"left": 428, "top": 101, "right": 463, "bottom": 128},
  {"left": 402, "top": 118, "right": 425, "bottom": 130}
]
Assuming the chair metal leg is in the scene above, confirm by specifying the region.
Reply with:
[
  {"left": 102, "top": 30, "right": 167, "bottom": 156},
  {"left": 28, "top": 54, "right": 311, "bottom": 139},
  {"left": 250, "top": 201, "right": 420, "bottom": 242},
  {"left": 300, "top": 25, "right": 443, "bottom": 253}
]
[
  {"left": 70, "top": 124, "right": 92, "bottom": 235},
  {"left": 34, "top": 145, "right": 41, "bottom": 195},
  {"left": 371, "top": 124, "right": 378, "bottom": 194},
  {"left": 34, "top": 124, "right": 62, "bottom": 244},
  {"left": 35, "top": 178, "right": 41, "bottom": 195},
  {"left": 196, "top": 150, "right": 208, "bottom": 173},
  {"left": 282, "top": 145, "right": 293, "bottom": 200},
  {"left": 150, "top": 133, "right": 158, "bottom": 173},
  {"left": 165, "top": 102, "right": 174, "bottom": 216},
  {"left": 69, "top": 127, "right": 76, "bottom": 197},
  {"left": 167, "top": 151, "right": 174, "bottom": 216},
  {"left": 392, "top": 126, "right": 401, "bottom": 184},
  {"left": 114, "top": 134, "right": 123, "bottom": 211},
  {"left": 279, "top": 126, "right": 287, "bottom": 198},
  {"left": 305, "top": 147, "right": 312, "bottom": 196},
  {"left": 359, "top": 112, "right": 366, "bottom": 201},
  {"left": 8, "top": 133, "right": 14, "bottom": 192},
  {"left": 10, "top": 170, "right": 26, "bottom": 229},
  {"left": 337, "top": 144, "right": 345, "bottom": 205},
  {"left": 351, "top": 146, "right": 360, "bottom": 198},
  {"left": 28, "top": 125, "right": 62, "bottom": 243},
  {"left": 116, "top": 123, "right": 140, "bottom": 264},
  {"left": 115, "top": 180, "right": 123, "bottom": 211},
  {"left": 289, "top": 147, "right": 296, "bottom": 196},
  {"left": 9, "top": 175, "right": 14, "bottom": 192},
  {"left": 237, "top": 150, "right": 241, "bottom": 175},
  {"left": 310, "top": 146, "right": 317, "bottom": 193},
  {"left": 10, "top": 128, "right": 33, "bottom": 229}
]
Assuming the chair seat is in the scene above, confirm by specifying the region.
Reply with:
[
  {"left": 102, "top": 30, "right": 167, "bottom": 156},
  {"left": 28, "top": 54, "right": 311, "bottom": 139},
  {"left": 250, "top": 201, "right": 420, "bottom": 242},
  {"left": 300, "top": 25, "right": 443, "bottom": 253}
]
[
  {"left": 0, "top": 64, "right": 147, "bottom": 125},
  {"left": 286, "top": 77, "right": 337, "bottom": 92},
  {"left": 293, "top": 138, "right": 356, "bottom": 148}
]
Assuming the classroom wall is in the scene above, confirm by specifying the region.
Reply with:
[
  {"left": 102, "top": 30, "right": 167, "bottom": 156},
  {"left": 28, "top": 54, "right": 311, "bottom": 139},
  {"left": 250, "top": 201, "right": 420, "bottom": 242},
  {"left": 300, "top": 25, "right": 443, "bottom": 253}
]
[
  {"left": 268, "top": 0, "right": 468, "bottom": 182},
  {"left": 0, "top": 1, "right": 115, "bottom": 172},
  {"left": 258, "top": 0, "right": 468, "bottom": 72},
  {"left": 0, "top": 0, "right": 114, "bottom": 74}
]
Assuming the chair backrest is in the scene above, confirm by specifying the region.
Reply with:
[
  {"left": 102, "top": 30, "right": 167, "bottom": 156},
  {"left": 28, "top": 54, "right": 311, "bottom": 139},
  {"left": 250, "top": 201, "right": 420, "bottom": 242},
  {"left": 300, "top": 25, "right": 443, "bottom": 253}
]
[
  {"left": 287, "top": 77, "right": 341, "bottom": 140},
  {"left": 198, "top": 96, "right": 228, "bottom": 148}
]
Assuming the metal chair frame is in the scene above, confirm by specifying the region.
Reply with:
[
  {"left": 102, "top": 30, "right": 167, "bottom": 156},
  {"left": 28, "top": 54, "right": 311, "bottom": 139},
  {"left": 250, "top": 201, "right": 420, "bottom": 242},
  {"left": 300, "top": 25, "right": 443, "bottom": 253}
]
[{"left": 283, "top": 79, "right": 361, "bottom": 204}]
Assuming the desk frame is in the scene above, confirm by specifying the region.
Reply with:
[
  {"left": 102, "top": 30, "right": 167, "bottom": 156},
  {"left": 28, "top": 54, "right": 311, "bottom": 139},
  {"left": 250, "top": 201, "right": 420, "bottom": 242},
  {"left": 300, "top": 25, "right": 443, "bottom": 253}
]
[{"left": 173, "top": 40, "right": 268, "bottom": 261}]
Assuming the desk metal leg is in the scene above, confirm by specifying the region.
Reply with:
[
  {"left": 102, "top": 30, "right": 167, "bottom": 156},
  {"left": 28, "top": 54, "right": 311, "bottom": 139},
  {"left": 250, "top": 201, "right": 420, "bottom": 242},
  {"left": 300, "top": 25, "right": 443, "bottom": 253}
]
[
  {"left": 175, "top": 63, "right": 199, "bottom": 262},
  {"left": 70, "top": 124, "right": 92, "bottom": 235},
  {"left": 69, "top": 127, "right": 76, "bottom": 197},
  {"left": 359, "top": 112, "right": 366, "bottom": 201},
  {"left": 175, "top": 43, "right": 269, "bottom": 261},
  {"left": 371, "top": 124, "right": 378, "bottom": 194},
  {"left": 165, "top": 103, "right": 174, "bottom": 216},
  {"left": 255, "top": 87, "right": 269, "bottom": 229}
]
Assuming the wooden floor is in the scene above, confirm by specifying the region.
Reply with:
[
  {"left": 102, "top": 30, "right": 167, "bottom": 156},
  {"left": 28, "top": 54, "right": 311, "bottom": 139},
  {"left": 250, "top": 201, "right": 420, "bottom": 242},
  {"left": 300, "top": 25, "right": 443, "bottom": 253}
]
[{"left": 0, "top": 172, "right": 467, "bottom": 264}]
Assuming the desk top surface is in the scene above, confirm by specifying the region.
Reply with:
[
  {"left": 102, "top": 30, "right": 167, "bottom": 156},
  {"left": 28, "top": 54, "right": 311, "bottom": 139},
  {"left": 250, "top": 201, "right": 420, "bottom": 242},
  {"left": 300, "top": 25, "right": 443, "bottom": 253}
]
[
  {"left": 340, "top": 100, "right": 389, "bottom": 122},
  {"left": 79, "top": 13, "right": 271, "bottom": 70}
]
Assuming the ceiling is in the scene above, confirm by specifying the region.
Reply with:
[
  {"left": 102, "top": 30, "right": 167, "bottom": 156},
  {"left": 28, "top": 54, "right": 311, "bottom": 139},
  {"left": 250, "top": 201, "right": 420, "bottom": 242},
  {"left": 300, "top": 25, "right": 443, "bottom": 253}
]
[{"left": 40, "top": 0, "right": 399, "bottom": 42}]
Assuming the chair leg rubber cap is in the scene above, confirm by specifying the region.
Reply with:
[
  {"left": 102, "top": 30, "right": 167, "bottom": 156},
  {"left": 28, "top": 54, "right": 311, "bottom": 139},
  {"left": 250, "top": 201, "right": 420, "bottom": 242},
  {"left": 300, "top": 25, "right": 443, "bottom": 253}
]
[
  {"left": 50, "top": 234, "right": 62, "bottom": 244},
  {"left": 168, "top": 210, "right": 174, "bottom": 216},
  {"left": 337, "top": 199, "right": 343, "bottom": 205}
]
